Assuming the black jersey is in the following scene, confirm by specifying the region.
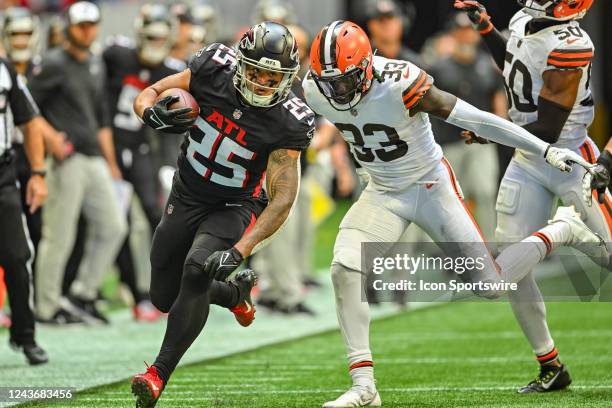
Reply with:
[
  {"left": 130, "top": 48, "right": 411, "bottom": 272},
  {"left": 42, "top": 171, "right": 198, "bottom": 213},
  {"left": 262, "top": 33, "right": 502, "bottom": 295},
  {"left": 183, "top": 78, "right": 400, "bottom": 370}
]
[
  {"left": 177, "top": 43, "right": 314, "bottom": 203},
  {"left": 0, "top": 57, "right": 38, "bottom": 155},
  {"left": 103, "top": 37, "right": 184, "bottom": 148}
]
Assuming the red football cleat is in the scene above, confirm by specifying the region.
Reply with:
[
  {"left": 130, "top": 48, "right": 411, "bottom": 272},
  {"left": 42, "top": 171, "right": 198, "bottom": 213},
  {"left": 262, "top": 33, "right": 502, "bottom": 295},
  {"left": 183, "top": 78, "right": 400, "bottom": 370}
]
[
  {"left": 229, "top": 269, "right": 257, "bottom": 327},
  {"left": 131, "top": 363, "right": 164, "bottom": 408},
  {"left": 133, "top": 301, "right": 164, "bottom": 322}
]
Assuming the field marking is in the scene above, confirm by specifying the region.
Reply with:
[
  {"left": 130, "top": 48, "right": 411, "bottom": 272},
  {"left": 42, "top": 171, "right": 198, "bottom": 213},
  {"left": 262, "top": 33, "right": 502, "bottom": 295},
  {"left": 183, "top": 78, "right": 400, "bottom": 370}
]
[
  {"left": 93, "top": 384, "right": 612, "bottom": 399},
  {"left": 376, "top": 329, "right": 612, "bottom": 341}
]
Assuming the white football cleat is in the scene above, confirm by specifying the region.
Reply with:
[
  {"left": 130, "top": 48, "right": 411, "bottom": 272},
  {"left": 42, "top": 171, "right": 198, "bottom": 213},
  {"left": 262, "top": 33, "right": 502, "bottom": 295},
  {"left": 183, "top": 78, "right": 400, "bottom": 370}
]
[
  {"left": 550, "top": 205, "right": 609, "bottom": 266},
  {"left": 322, "top": 383, "right": 382, "bottom": 407}
]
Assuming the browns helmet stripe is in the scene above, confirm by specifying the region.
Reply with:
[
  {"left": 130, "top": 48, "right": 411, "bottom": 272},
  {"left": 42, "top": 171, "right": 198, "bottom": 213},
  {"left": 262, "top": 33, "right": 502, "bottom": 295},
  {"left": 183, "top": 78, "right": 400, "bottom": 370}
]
[{"left": 321, "top": 20, "right": 343, "bottom": 68}]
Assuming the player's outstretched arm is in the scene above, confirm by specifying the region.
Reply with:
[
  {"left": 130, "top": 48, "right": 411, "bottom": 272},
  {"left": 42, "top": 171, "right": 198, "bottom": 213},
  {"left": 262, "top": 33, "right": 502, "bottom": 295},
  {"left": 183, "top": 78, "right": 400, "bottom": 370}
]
[
  {"left": 454, "top": 0, "right": 507, "bottom": 71},
  {"left": 202, "top": 148, "right": 301, "bottom": 282},
  {"left": 411, "top": 85, "right": 593, "bottom": 172},
  {"left": 133, "top": 69, "right": 194, "bottom": 134}
]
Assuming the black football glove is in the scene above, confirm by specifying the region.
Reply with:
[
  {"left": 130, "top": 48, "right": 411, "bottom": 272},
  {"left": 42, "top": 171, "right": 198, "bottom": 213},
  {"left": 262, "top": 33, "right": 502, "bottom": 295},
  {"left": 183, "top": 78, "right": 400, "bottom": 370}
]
[
  {"left": 142, "top": 95, "right": 195, "bottom": 134},
  {"left": 454, "top": 0, "right": 493, "bottom": 33},
  {"left": 584, "top": 150, "right": 612, "bottom": 205},
  {"left": 203, "top": 247, "right": 244, "bottom": 282}
]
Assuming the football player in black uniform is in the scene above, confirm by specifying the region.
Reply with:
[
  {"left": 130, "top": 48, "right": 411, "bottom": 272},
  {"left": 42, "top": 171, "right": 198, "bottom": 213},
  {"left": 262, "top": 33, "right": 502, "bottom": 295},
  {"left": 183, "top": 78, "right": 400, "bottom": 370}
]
[
  {"left": 103, "top": 4, "right": 183, "bottom": 322},
  {"left": 130, "top": 22, "right": 314, "bottom": 407}
]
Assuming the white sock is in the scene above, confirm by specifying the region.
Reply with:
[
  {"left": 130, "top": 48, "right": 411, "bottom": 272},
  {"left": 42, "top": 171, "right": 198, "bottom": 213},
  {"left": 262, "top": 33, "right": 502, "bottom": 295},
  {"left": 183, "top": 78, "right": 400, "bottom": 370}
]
[
  {"left": 331, "top": 263, "right": 374, "bottom": 383},
  {"left": 351, "top": 366, "right": 375, "bottom": 386},
  {"left": 496, "top": 236, "right": 547, "bottom": 284},
  {"left": 509, "top": 273, "right": 555, "bottom": 356}
]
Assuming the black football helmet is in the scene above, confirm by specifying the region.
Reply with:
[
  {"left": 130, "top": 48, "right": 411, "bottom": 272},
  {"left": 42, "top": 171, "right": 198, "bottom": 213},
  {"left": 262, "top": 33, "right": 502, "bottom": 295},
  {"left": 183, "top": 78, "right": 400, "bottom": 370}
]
[
  {"left": 233, "top": 21, "right": 300, "bottom": 107},
  {"left": 134, "top": 4, "right": 177, "bottom": 65},
  {"left": 1, "top": 7, "right": 39, "bottom": 63}
]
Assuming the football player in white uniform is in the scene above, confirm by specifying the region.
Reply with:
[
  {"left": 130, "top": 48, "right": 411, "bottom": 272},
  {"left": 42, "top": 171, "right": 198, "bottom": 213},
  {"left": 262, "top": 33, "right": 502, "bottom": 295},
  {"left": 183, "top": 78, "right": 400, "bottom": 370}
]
[
  {"left": 455, "top": 0, "right": 605, "bottom": 393},
  {"left": 302, "top": 20, "right": 605, "bottom": 407}
]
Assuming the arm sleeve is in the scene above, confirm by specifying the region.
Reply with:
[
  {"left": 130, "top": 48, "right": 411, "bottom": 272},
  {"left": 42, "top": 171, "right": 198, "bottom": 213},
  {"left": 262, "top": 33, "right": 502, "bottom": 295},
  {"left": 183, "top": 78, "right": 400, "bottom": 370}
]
[
  {"left": 446, "top": 98, "right": 548, "bottom": 156},
  {"left": 5, "top": 62, "right": 38, "bottom": 126},
  {"left": 402, "top": 68, "right": 434, "bottom": 112}
]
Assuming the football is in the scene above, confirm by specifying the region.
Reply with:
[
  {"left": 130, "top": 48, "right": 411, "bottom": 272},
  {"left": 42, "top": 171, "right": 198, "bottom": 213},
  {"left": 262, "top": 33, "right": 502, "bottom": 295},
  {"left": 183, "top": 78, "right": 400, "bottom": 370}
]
[{"left": 156, "top": 88, "right": 200, "bottom": 120}]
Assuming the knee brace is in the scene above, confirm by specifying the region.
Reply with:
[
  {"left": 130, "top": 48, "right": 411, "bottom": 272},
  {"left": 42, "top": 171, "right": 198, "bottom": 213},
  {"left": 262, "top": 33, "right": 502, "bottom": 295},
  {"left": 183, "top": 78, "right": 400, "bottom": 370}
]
[{"left": 182, "top": 234, "right": 230, "bottom": 292}]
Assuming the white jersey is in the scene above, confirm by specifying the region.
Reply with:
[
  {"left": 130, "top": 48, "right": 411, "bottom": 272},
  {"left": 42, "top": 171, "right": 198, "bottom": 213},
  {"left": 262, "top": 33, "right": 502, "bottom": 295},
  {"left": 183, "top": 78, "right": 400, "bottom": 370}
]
[
  {"left": 505, "top": 10, "right": 594, "bottom": 150},
  {"left": 303, "top": 56, "right": 443, "bottom": 191}
]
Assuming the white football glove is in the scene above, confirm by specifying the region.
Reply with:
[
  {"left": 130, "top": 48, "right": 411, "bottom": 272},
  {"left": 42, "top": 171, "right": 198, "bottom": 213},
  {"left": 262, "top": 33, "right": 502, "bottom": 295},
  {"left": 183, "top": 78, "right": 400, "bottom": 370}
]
[{"left": 545, "top": 146, "right": 595, "bottom": 173}]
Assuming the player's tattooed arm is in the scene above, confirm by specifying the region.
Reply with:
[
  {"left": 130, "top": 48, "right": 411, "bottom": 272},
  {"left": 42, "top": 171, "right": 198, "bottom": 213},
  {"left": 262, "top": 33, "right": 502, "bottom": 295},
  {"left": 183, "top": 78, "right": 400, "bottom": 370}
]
[{"left": 234, "top": 148, "right": 301, "bottom": 258}]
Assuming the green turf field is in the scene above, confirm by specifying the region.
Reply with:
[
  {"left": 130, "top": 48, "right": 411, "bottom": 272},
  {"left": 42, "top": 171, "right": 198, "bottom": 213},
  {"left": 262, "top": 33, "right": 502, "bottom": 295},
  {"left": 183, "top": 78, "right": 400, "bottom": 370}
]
[{"left": 18, "top": 300, "right": 612, "bottom": 407}]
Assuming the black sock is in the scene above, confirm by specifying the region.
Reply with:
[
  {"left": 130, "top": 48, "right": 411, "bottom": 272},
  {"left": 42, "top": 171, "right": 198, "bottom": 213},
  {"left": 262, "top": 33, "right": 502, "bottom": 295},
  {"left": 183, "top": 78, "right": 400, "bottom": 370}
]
[{"left": 209, "top": 281, "right": 240, "bottom": 308}]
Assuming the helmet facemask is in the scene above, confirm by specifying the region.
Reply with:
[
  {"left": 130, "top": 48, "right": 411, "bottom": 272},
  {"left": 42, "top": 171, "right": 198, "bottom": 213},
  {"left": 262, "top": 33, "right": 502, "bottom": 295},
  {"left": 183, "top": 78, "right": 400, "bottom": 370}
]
[
  {"left": 134, "top": 4, "right": 177, "bottom": 66},
  {"left": 233, "top": 44, "right": 299, "bottom": 108},
  {"left": 311, "top": 56, "right": 371, "bottom": 111},
  {"left": 2, "top": 9, "right": 39, "bottom": 63},
  {"left": 137, "top": 21, "right": 175, "bottom": 65}
]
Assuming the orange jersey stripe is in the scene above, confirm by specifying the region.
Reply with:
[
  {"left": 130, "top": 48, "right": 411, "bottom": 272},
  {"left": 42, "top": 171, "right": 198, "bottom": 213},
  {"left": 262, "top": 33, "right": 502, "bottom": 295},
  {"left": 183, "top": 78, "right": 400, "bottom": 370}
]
[
  {"left": 547, "top": 59, "right": 590, "bottom": 67},
  {"left": 404, "top": 84, "right": 432, "bottom": 110},
  {"left": 549, "top": 51, "right": 594, "bottom": 59},
  {"left": 402, "top": 71, "right": 427, "bottom": 103}
]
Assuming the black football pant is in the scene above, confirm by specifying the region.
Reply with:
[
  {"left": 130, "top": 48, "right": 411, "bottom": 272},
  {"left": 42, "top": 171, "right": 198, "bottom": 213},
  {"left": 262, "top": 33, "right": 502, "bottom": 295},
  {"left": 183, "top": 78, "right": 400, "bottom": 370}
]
[
  {"left": 0, "top": 161, "right": 36, "bottom": 346},
  {"left": 150, "top": 175, "right": 265, "bottom": 383},
  {"left": 115, "top": 144, "right": 161, "bottom": 303}
]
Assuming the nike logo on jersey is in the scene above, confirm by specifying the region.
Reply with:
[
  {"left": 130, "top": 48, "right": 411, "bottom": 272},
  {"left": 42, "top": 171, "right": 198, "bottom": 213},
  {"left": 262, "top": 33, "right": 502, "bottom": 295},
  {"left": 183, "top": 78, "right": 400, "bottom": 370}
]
[
  {"left": 307, "top": 118, "right": 315, "bottom": 127},
  {"left": 567, "top": 39, "right": 579, "bottom": 45},
  {"left": 403, "top": 69, "right": 410, "bottom": 79}
]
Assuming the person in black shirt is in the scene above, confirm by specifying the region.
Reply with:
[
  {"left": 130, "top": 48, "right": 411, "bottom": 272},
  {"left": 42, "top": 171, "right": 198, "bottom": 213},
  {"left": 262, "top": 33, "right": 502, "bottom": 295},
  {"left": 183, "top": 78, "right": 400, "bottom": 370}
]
[
  {"left": 2, "top": 7, "right": 71, "bottom": 267},
  {"left": 0, "top": 57, "right": 48, "bottom": 365},
  {"left": 103, "top": 4, "right": 183, "bottom": 321},
  {"left": 130, "top": 22, "right": 314, "bottom": 406},
  {"left": 29, "top": 1, "right": 127, "bottom": 325},
  {"left": 366, "top": 0, "right": 425, "bottom": 68}
]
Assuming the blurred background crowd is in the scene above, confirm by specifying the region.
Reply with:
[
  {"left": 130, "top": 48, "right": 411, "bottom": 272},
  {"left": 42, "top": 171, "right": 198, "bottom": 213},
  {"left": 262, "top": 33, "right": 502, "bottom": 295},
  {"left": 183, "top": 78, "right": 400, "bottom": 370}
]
[{"left": 0, "top": 0, "right": 610, "bottom": 331}]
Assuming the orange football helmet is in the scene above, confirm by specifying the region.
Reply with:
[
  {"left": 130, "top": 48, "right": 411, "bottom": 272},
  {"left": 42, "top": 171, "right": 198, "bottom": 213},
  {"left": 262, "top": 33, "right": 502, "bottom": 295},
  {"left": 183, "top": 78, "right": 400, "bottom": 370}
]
[
  {"left": 518, "top": 0, "right": 593, "bottom": 21},
  {"left": 310, "top": 20, "right": 374, "bottom": 110}
]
